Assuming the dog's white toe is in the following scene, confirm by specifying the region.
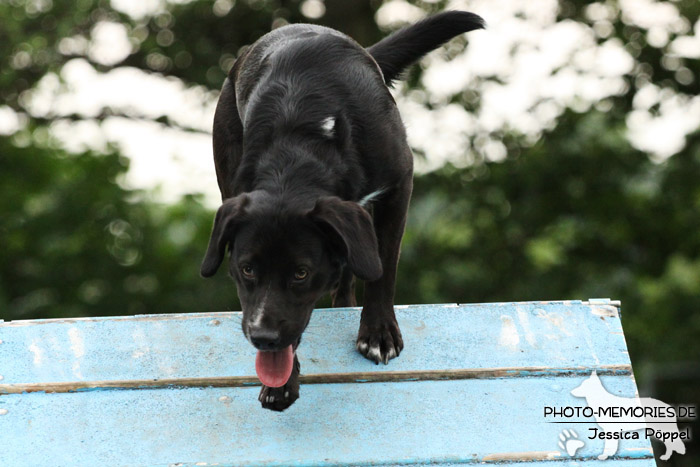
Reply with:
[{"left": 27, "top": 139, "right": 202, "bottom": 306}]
[{"left": 367, "top": 344, "right": 382, "bottom": 363}]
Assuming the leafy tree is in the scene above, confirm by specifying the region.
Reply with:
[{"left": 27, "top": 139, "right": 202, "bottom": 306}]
[
  {"left": 0, "top": 136, "right": 238, "bottom": 320},
  {"left": 1, "top": 3, "right": 699, "bottom": 460},
  {"left": 398, "top": 109, "right": 700, "bottom": 366}
]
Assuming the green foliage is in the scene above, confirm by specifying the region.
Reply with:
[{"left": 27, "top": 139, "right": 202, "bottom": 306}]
[
  {"left": 0, "top": 136, "right": 238, "bottom": 320},
  {"left": 397, "top": 110, "right": 700, "bottom": 365},
  {"left": 0, "top": 0, "right": 382, "bottom": 108}
]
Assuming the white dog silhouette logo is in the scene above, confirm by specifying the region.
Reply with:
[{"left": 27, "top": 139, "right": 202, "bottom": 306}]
[{"left": 570, "top": 371, "right": 686, "bottom": 461}]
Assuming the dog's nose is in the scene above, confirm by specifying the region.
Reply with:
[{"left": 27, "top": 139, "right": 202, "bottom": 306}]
[{"left": 249, "top": 326, "right": 281, "bottom": 350}]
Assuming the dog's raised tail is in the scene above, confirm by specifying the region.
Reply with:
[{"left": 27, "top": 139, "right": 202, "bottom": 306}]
[{"left": 368, "top": 11, "right": 485, "bottom": 87}]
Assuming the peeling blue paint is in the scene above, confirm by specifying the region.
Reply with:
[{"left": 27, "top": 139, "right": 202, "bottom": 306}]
[
  {"left": 0, "top": 301, "right": 652, "bottom": 466},
  {"left": 1, "top": 302, "right": 627, "bottom": 385}
]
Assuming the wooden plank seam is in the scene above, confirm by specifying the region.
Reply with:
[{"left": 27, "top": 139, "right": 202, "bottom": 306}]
[{"left": 0, "top": 364, "right": 632, "bottom": 394}]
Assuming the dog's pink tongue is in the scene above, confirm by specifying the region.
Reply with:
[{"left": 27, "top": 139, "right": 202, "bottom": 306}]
[{"left": 255, "top": 345, "right": 294, "bottom": 388}]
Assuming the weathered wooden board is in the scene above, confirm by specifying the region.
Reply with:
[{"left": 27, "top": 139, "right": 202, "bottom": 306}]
[
  {"left": 0, "top": 301, "right": 655, "bottom": 466},
  {"left": 1, "top": 301, "right": 628, "bottom": 387},
  {"left": 2, "top": 377, "right": 652, "bottom": 466}
]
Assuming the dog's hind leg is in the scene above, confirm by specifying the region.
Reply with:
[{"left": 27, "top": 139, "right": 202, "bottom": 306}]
[
  {"left": 356, "top": 176, "right": 412, "bottom": 364},
  {"left": 660, "top": 436, "right": 685, "bottom": 460},
  {"left": 331, "top": 266, "right": 356, "bottom": 307}
]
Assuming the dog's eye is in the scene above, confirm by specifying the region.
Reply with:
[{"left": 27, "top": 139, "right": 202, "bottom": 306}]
[
  {"left": 293, "top": 268, "right": 309, "bottom": 281},
  {"left": 241, "top": 265, "right": 255, "bottom": 279}
]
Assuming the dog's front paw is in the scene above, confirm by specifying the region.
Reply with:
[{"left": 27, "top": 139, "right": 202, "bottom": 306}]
[
  {"left": 356, "top": 319, "right": 403, "bottom": 365},
  {"left": 257, "top": 354, "right": 300, "bottom": 412},
  {"left": 258, "top": 383, "right": 299, "bottom": 412}
]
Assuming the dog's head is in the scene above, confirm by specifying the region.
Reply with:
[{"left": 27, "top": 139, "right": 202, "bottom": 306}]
[
  {"left": 201, "top": 191, "right": 382, "bottom": 352},
  {"left": 570, "top": 370, "right": 602, "bottom": 398}
]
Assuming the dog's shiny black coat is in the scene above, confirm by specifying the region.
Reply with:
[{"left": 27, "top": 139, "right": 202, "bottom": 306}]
[{"left": 201, "top": 11, "right": 484, "bottom": 411}]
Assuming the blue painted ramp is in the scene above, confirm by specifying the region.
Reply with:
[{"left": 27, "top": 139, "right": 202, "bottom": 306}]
[{"left": 0, "top": 301, "right": 655, "bottom": 466}]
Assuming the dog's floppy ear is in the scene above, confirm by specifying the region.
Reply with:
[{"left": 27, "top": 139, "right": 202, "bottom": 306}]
[
  {"left": 309, "top": 197, "right": 383, "bottom": 281},
  {"left": 201, "top": 194, "right": 249, "bottom": 277}
]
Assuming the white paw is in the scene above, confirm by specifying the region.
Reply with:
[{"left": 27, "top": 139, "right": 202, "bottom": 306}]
[{"left": 558, "top": 429, "right": 585, "bottom": 456}]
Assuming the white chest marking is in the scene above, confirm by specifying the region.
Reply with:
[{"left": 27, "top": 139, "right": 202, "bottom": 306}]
[
  {"left": 250, "top": 286, "right": 270, "bottom": 328},
  {"left": 320, "top": 117, "right": 335, "bottom": 138},
  {"left": 359, "top": 188, "right": 387, "bottom": 207}
]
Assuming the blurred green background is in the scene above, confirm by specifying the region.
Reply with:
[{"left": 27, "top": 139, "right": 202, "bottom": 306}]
[{"left": 1, "top": 0, "right": 698, "bottom": 462}]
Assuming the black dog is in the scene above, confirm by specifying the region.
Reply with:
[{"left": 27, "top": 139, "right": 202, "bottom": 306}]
[{"left": 201, "top": 11, "right": 484, "bottom": 411}]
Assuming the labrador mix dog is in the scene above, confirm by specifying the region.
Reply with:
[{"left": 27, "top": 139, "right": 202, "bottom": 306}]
[{"left": 201, "top": 11, "right": 484, "bottom": 411}]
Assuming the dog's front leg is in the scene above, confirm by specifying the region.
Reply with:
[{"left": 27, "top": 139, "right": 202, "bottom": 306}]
[
  {"left": 258, "top": 354, "right": 300, "bottom": 411},
  {"left": 598, "top": 436, "right": 618, "bottom": 460},
  {"left": 356, "top": 178, "right": 412, "bottom": 364}
]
